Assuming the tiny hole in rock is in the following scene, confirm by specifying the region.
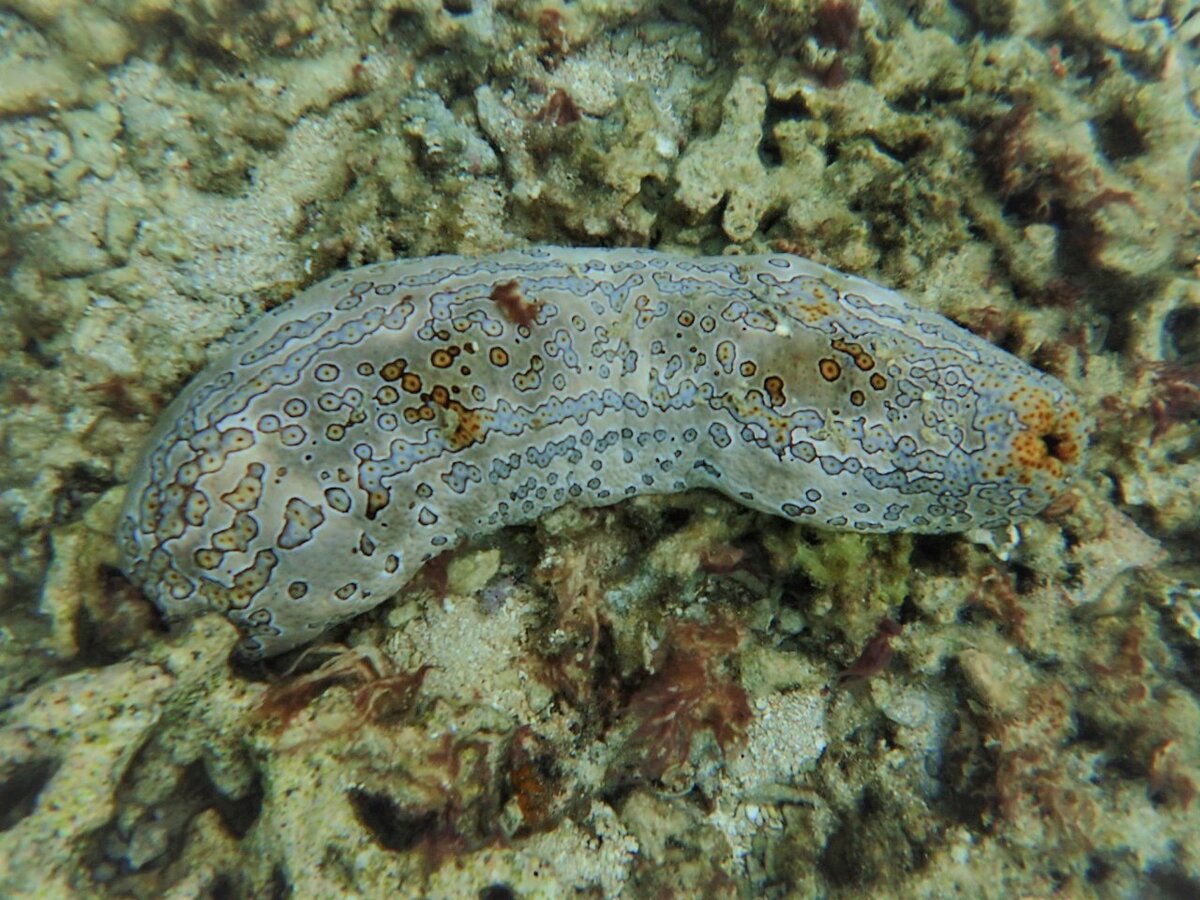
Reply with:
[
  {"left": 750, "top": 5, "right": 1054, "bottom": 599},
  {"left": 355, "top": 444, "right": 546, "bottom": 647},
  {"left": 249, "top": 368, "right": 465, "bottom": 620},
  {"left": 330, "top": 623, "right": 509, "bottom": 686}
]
[
  {"left": 347, "top": 788, "right": 435, "bottom": 852},
  {"left": 0, "top": 758, "right": 59, "bottom": 831}
]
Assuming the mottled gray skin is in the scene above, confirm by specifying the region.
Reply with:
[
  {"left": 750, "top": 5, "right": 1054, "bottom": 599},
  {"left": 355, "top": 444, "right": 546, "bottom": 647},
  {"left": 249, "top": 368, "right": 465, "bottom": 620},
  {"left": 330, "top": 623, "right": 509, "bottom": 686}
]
[{"left": 119, "top": 248, "right": 1087, "bottom": 657}]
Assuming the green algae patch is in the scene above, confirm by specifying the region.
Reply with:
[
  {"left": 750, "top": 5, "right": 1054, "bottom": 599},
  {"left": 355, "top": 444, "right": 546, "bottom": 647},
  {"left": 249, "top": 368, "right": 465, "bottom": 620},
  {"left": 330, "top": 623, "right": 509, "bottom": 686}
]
[{"left": 765, "top": 527, "right": 914, "bottom": 637}]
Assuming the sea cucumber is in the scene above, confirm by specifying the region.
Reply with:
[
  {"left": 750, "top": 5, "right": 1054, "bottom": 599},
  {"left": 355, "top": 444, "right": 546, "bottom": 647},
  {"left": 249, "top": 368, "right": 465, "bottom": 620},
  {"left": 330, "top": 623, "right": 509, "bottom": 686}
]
[{"left": 118, "top": 248, "right": 1087, "bottom": 657}]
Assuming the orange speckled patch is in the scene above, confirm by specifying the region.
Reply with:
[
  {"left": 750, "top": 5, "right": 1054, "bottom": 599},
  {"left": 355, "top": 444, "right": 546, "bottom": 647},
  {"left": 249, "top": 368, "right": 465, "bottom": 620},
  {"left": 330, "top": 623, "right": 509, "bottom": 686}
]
[
  {"left": 430, "top": 385, "right": 487, "bottom": 450},
  {"left": 819, "top": 358, "right": 841, "bottom": 381},
  {"left": 380, "top": 357, "right": 408, "bottom": 382},
  {"left": 831, "top": 337, "right": 875, "bottom": 371},
  {"left": 1008, "top": 390, "right": 1083, "bottom": 482},
  {"left": 764, "top": 375, "right": 786, "bottom": 408}
]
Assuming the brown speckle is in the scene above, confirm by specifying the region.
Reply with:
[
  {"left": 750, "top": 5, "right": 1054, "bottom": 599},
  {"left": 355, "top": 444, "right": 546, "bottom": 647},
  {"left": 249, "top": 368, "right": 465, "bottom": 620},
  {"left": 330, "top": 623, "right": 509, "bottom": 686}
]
[
  {"left": 764, "top": 375, "right": 786, "bottom": 408},
  {"left": 533, "top": 88, "right": 581, "bottom": 126},
  {"left": 815, "top": 0, "right": 859, "bottom": 50},
  {"left": 537, "top": 7, "right": 569, "bottom": 66},
  {"left": 491, "top": 280, "right": 543, "bottom": 328},
  {"left": 836, "top": 617, "right": 901, "bottom": 685}
]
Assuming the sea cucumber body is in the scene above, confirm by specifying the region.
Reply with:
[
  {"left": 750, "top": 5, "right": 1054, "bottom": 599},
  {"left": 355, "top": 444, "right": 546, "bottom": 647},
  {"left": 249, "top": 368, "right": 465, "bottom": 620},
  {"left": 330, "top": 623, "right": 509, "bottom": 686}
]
[{"left": 119, "top": 248, "right": 1086, "bottom": 657}]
